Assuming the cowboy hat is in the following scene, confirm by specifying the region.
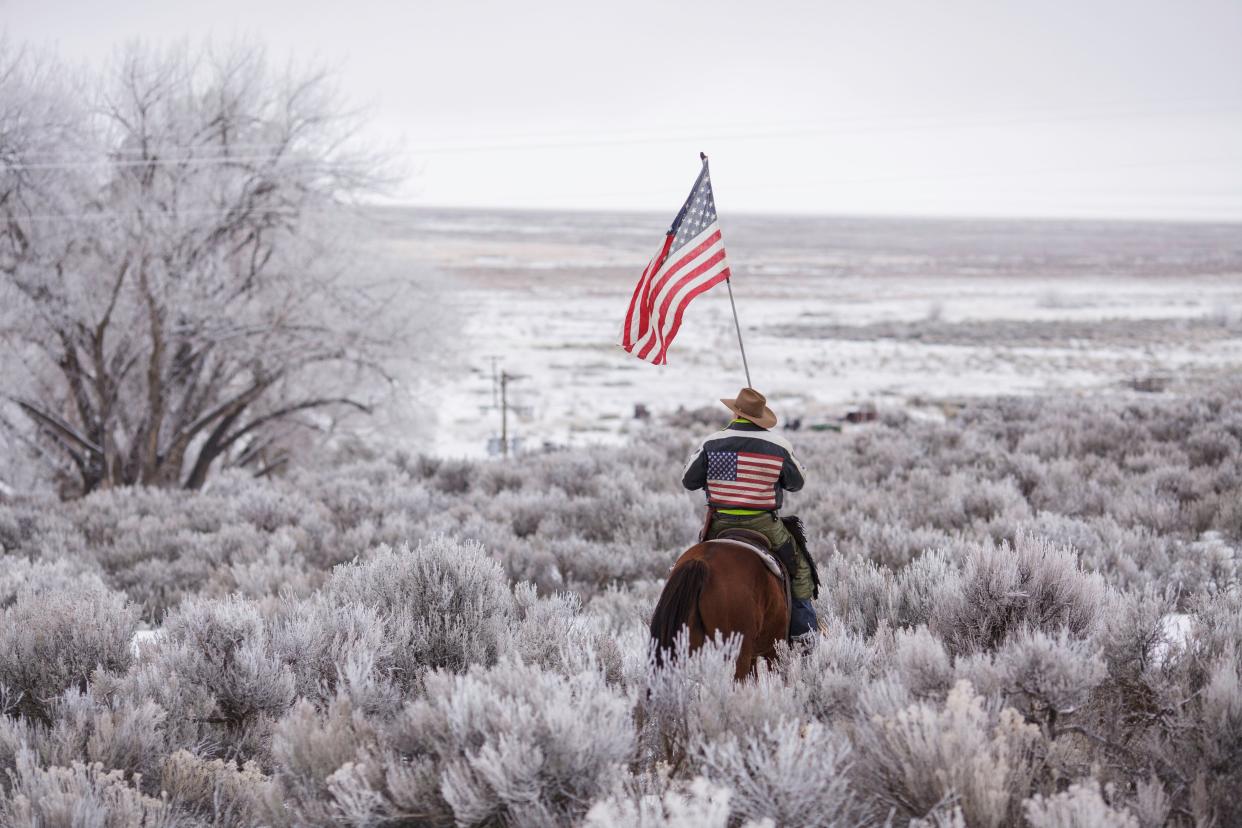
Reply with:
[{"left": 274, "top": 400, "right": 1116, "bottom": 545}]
[{"left": 719, "top": 387, "right": 777, "bottom": 429}]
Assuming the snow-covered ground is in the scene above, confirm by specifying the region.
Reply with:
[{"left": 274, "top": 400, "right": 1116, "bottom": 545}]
[{"left": 371, "top": 208, "right": 1242, "bottom": 457}]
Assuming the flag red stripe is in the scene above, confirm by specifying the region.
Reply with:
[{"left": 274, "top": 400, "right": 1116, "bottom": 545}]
[
  {"left": 735, "top": 473, "right": 780, "bottom": 485},
  {"left": 646, "top": 229, "right": 722, "bottom": 305},
  {"left": 623, "top": 257, "right": 653, "bottom": 347},
  {"left": 651, "top": 261, "right": 730, "bottom": 363},
  {"left": 621, "top": 258, "right": 653, "bottom": 349},
  {"left": 656, "top": 249, "right": 727, "bottom": 333},
  {"left": 717, "top": 476, "right": 777, "bottom": 486},
  {"left": 634, "top": 232, "right": 724, "bottom": 360},
  {"left": 710, "top": 484, "right": 773, "bottom": 496},
  {"left": 642, "top": 249, "right": 728, "bottom": 361},
  {"left": 713, "top": 487, "right": 776, "bottom": 497},
  {"left": 709, "top": 488, "right": 776, "bottom": 500},
  {"left": 623, "top": 235, "right": 673, "bottom": 351},
  {"left": 710, "top": 477, "right": 774, "bottom": 489},
  {"left": 631, "top": 229, "right": 721, "bottom": 344},
  {"left": 738, "top": 452, "right": 784, "bottom": 465},
  {"left": 635, "top": 235, "right": 673, "bottom": 346}
]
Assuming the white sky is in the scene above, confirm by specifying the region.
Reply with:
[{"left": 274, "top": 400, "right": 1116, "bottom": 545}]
[{"left": 5, "top": 0, "right": 1242, "bottom": 220}]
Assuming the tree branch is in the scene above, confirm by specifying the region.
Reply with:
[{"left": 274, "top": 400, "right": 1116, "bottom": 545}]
[{"left": 13, "top": 398, "right": 103, "bottom": 458}]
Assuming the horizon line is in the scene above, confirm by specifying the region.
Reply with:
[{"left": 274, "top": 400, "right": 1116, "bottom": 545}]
[{"left": 361, "top": 200, "right": 1242, "bottom": 228}]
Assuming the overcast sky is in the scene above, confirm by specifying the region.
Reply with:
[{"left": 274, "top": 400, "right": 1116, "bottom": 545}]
[{"left": 5, "top": 0, "right": 1242, "bottom": 220}]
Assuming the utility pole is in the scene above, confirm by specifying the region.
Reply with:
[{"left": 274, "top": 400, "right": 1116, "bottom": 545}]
[
  {"left": 500, "top": 371, "right": 510, "bottom": 457},
  {"left": 490, "top": 356, "right": 499, "bottom": 409},
  {"left": 499, "top": 370, "right": 526, "bottom": 457}
]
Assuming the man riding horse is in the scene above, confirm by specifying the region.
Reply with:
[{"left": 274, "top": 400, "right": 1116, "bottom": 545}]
[{"left": 680, "top": 387, "right": 820, "bottom": 647}]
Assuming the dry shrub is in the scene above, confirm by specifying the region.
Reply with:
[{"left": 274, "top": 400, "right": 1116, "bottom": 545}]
[
  {"left": 932, "top": 534, "right": 1106, "bottom": 655},
  {"left": 0, "top": 749, "right": 178, "bottom": 827},
  {"left": 0, "top": 584, "right": 136, "bottom": 723},
  {"left": 268, "top": 594, "right": 396, "bottom": 711},
  {"left": 958, "top": 628, "right": 1106, "bottom": 733},
  {"left": 1024, "top": 780, "right": 1138, "bottom": 828},
  {"left": 385, "top": 657, "right": 633, "bottom": 826},
  {"left": 325, "top": 539, "right": 514, "bottom": 680},
  {"left": 16, "top": 691, "right": 168, "bottom": 787},
  {"left": 1, "top": 388, "right": 1241, "bottom": 823},
  {"left": 695, "top": 719, "right": 859, "bottom": 827},
  {"left": 640, "top": 632, "right": 800, "bottom": 769},
  {"left": 584, "top": 777, "right": 736, "bottom": 828},
  {"left": 268, "top": 698, "right": 378, "bottom": 826},
  {"left": 160, "top": 595, "right": 296, "bottom": 729},
  {"left": 784, "top": 624, "right": 878, "bottom": 721},
  {"left": 853, "top": 680, "right": 1044, "bottom": 827},
  {"left": 160, "top": 749, "right": 275, "bottom": 827}
]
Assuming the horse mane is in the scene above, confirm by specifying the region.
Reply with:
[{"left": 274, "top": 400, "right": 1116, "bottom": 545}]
[{"left": 649, "top": 557, "right": 709, "bottom": 666}]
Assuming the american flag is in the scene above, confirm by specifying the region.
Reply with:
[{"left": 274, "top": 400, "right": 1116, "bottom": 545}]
[
  {"left": 706, "top": 450, "right": 783, "bottom": 509},
  {"left": 620, "top": 154, "right": 731, "bottom": 365}
]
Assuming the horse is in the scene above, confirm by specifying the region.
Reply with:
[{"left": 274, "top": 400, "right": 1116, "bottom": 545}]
[{"left": 648, "top": 537, "right": 790, "bottom": 680}]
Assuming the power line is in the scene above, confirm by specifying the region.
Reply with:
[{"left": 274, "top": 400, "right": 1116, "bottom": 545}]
[
  {"left": 432, "top": 155, "right": 1242, "bottom": 207},
  {"left": 731, "top": 155, "right": 1242, "bottom": 190},
  {"left": 7, "top": 205, "right": 305, "bottom": 223},
  {"left": 4, "top": 99, "right": 1239, "bottom": 169},
  {"left": 9, "top": 141, "right": 299, "bottom": 162},
  {"left": 1, "top": 153, "right": 346, "bottom": 172},
  {"left": 396, "top": 103, "right": 1242, "bottom": 155},
  {"left": 402, "top": 94, "right": 1242, "bottom": 146}
]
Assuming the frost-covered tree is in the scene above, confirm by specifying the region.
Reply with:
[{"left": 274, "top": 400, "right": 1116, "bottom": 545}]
[{"left": 0, "top": 40, "right": 404, "bottom": 494}]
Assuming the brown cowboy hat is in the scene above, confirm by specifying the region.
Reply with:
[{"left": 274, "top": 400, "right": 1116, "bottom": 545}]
[{"left": 719, "top": 387, "right": 777, "bottom": 429}]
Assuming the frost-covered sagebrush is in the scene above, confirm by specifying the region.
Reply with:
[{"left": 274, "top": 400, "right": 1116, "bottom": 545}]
[
  {"left": 0, "top": 583, "right": 136, "bottom": 723},
  {"left": 0, "top": 391, "right": 1241, "bottom": 824}
]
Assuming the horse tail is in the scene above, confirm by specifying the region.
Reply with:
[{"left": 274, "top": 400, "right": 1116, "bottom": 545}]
[{"left": 649, "top": 558, "right": 709, "bottom": 667}]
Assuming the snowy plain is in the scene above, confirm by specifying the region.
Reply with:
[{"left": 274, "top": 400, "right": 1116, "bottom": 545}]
[{"left": 371, "top": 208, "right": 1242, "bottom": 457}]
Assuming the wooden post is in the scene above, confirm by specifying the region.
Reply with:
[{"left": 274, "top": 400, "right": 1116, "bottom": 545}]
[{"left": 500, "top": 371, "right": 509, "bottom": 457}]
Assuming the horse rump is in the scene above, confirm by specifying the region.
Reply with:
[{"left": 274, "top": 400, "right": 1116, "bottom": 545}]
[{"left": 649, "top": 557, "right": 709, "bottom": 666}]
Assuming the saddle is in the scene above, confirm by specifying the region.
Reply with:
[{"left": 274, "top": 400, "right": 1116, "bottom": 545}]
[
  {"left": 710, "top": 527, "right": 794, "bottom": 635},
  {"left": 698, "top": 510, "right": 820, "bottom": 596},
  {"left": 714, "top": 528, "right": 785, "bottom": 578},
  {"left": 700, "top": 511, "right": 823, "bottom": 643}
]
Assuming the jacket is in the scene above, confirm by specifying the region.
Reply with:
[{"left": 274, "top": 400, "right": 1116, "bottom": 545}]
[{"left": 681, "top": 420, "right": 806, "bottom": 511}]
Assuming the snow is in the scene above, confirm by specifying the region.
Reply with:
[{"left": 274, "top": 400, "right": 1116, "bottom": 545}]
[
  {"left": 376, "top": 208, "right": 1242, "bottom": 457},
  {"left": 1154, "top": 613, "right": 1195, "bottom": 667},
  {"left": 130, "top": 628, "right": 164, "bottom": 658}
]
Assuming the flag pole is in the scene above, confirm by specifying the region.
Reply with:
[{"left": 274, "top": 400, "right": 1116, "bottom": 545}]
[
  {"left": 725, "top": 276, "right": 752, "bottom": 388},
  {"left": 701, "top": 151, "right": 753, "bottom": 389}
]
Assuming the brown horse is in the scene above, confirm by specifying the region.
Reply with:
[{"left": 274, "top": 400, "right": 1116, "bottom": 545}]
[{"left": 649, "top": 539, "right": 789, "bottom": 679}]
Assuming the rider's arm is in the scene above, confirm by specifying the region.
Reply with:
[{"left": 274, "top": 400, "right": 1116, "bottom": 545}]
[
  {"left": 681, "top": 443, "right": 708, "bottom": 490},
  {"left": 780, "top": 448, "right": 807, "bottom": 492}
]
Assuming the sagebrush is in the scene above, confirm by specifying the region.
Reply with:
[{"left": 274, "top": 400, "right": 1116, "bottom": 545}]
[{"left": 1, "top": 391, "right": 1241, "bottom": 825}]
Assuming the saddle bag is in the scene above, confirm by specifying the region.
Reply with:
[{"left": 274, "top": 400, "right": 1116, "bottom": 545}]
[{"left": 781, "top": 514, "right": 821, "bottom": 598}]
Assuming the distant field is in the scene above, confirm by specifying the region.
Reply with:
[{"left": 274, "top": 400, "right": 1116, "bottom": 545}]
[{"left": 369, "top": 207, "right": 1242, "bottom": 456}]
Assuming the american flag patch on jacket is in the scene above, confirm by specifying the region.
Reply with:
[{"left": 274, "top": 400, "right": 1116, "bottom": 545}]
[{"left": 706, "top": 450, "right": 783, "bottom": 509}]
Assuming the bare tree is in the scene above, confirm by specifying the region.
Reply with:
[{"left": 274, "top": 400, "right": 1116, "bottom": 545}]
[{"left": 1, "top": 40, "right": 406, "bottom": 494}]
